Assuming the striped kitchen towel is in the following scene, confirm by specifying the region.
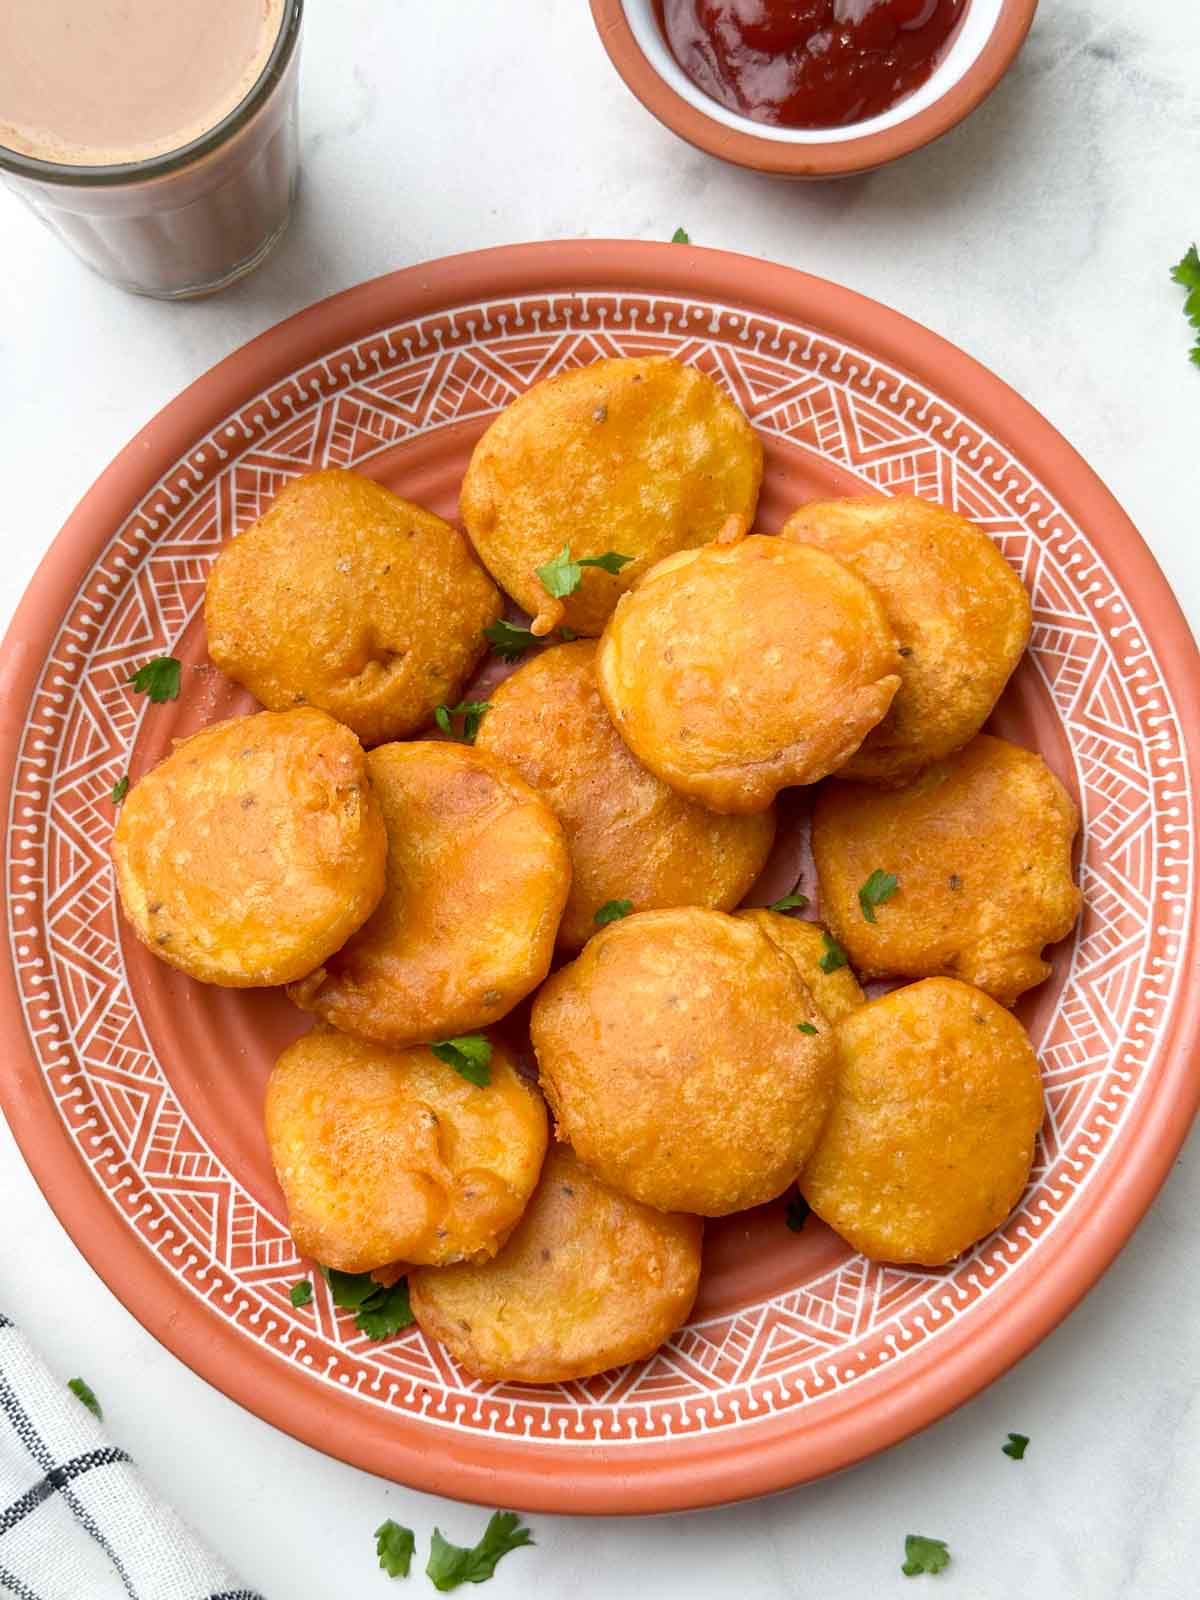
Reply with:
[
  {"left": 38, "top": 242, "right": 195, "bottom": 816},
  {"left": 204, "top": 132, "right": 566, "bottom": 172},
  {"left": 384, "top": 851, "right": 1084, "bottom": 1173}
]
[{"left": 0, "top": 1314, "right": 264, "bottom": 1600}]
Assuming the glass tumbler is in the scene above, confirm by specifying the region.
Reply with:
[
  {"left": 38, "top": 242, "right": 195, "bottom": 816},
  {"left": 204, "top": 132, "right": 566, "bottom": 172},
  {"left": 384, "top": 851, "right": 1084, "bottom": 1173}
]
[{"left": 0, "top": 0, "right": 303, "bottom": 300}]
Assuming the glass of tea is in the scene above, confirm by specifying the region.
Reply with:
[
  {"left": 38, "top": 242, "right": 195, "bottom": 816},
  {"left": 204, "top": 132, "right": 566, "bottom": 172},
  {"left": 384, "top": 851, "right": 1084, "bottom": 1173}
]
[{"left": 0, "top": 0, "right": 304, "bottom": 299}]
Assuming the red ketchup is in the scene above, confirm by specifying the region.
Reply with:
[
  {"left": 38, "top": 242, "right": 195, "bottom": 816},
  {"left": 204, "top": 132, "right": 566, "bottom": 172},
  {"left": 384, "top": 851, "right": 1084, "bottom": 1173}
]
[{"left": 659, "top": 0, "right": 968, "bottom": 129}]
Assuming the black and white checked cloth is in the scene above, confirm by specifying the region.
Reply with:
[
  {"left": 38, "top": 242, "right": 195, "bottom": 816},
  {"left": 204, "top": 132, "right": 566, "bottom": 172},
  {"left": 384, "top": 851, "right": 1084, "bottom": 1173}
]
[{"left": 0, "top": 1315, "right": 264, "bottom": 1600}]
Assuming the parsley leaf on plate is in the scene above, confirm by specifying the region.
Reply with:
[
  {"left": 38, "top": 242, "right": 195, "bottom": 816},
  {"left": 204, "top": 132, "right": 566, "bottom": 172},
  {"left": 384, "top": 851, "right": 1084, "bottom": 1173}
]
[
  {"left": 110, "top": 776, "right": 129, "bottom": 805},
  {"left": 594, "top": 899, "right": 632, "bottom": 926},
  {"left": 431, "top": 1035, "right": 493, "bottom": 1087},
  {"left": 859, "top": 869, "right": 899, "bottom": 923},
  {"left": 768, "top": 881, "right": 809, "bottom": 914},
  {"left": 376, "top": 1519, "right": 415, "bottom": 1579},
  {"left": 1003, "top": 1432, "right": 1029, "bottom": 1459},
  {"left": 536, "top": 545, "right": 633, "bottom": 600},
  {"left": 435, "top": 700, "right": 491, "bottom": 743},
  {"left": 319, "top": 1266, "right": 414, "bottom": 1339},
  {"left": 483, "top": 620, "right": 538, "bottom": 663},
  {"left": 785, "top": 1195, "right": 810, "bottom": 1233},
  {"left": 1171, "top": 245, "right": 1200, "bottom": 366},
  {"left": 289, "top": 1279, "right": 313, "bottom": 1307},
  {"left": 902, "top": 1535, "right": 950, "bottom": 1577},
  {"left": 128, "top": 656, "right": 181, "bottom": 703},
  {"left": 796, "top": 1022, "right": 818, "bottom": 1036},
  {"left": 818, "top": 930, "right": 847, "bottom": 973},
  {"left": 671, "top": 227, "right": 691, "bottom": 244},
  {"left": 355, "top": 1280, "right": 414, "bottom": 1341},
  {"left": 67, "top": 1377, "right": 102, "bottom": 1421},
  {"left": 426, "top": 1511, "right": 534, "bottom": 1592}
]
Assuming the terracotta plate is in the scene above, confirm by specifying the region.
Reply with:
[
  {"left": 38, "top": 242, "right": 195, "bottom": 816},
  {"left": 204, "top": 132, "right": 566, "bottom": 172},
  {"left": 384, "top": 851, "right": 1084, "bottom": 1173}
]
[{"left": 2, "top": 241, "right": 1197, "bottom": 1515}]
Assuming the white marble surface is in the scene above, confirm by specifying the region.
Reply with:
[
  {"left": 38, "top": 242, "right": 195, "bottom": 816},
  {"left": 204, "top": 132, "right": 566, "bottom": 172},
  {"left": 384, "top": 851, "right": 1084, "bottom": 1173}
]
[{"left": 1, "top": 2, "right": 1198, "bottom": 1596}]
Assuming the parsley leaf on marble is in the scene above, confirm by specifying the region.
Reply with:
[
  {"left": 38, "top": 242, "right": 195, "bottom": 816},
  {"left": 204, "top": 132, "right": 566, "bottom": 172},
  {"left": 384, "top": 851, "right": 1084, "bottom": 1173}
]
[
  {"left": 594, "top": 899, "right": 632, "bottom": 926},
  {"left": 785, "top": 1195, "right": 810, "bottom": 1233},
  {"left": 289, "top": 1280, "right": 313, "bottom": 1307},
  {"left": 902, "top": 1535, "right": 950, "bottom": 1577},
  {"left": 319, "top": 1266, "right": 414, "bottom": 1339},
  {"left": 1003, "top": 1432, "right": 1030, "bottom": 1459},
  {"left": 376, "top": 1519, "right": 416, "bottom": 1579},
  {"left": 128, "top": 656, "right": 181, "bottom": 703},
  {"left": 435, "top": 700, "right": 491, "bottom": 743},
  {"left": 67, "top": 1378, "right": 102, "bottom": 1421},
  {"left": 431, "top": 1035, "right": 493, "bottom": 1087},
  {"left": 536, "top": 545, "right": 632, "bottom": 599},
  {"left": 426, "top": 1512, "right": 534, "bottom": 1592},
  {"left": 671, "top": 227, "right": 691, "bottom": 244},
  {"left": 110, "top": 776, "right": 129, "bottom": 805},
  {"left": 818, "top": 930, "right": 847, "bottom": 973},
  {"left": 1171, "top": 245, "right": 1200, "bottom": 367},
  {"left": 858, "top": 869, "right": 899, "bottom": 923}
]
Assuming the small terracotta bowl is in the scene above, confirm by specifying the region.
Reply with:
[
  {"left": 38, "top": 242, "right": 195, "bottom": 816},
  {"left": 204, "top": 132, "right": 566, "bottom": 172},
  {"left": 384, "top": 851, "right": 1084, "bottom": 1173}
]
[{"left": 590, "top": 0, "right": 1038, "bottom": 178}]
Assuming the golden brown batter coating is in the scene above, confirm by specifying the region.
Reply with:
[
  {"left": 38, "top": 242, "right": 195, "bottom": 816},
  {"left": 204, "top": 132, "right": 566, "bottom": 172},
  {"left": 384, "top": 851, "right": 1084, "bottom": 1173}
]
[
  {"left": 595, "top": 529, "right": 902, "bottom": 813},
  {"left": 800, "top": 978, "right": 1045, "bottom": 1265},
  {"left": 781, "top": 495, "right": 1031, "bottom": 784},
  {"left": 459, "top": 357, "right": 762, "bottom": 636},
  {"left": 205, "top": 469, "right": 502, "bottom": 746},
  {"left": 736, "top": 911, "right": 865, "bottom": 1024},
  {"left": 112, "top": 708, "right": 386, "bottom": 987},
  {"left": 531, "top": 907, "right": 834, "bottom": 1216},
  {"left": 475, "top": 640, "right": 776, "bottom": 950},
  {"left": 812, "top": 734, "right": 1081, "bottom": 1006},
  {"left": 288, "top": 740, "right": 571, "bottom": 1044},
  {"left": 409, "top": 1145, "right": 701, "bottom": 1383},
  {"left": 265, "top": 1027, "right": 548, "bottom": 1273}
]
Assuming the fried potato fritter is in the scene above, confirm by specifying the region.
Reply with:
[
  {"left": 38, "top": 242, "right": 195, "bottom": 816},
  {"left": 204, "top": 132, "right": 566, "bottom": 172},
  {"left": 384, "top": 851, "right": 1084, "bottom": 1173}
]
[
  {"left": 476, "top": 640, "right": 776, "bottom": 949},
  {"left": 265, "top": 1028, "right": 548, "bottom": 1272},
  {"left": 531, "top": 907, "right": 834, "bottom": 1216},
  {"left": 205, "top": 470, "right": 502, "bottom": 746},
  {"left": 459, "top": 357, "right": 763, "bottom": 635},
  {"left": 800, "top": 978, "right": 1045, "bottom": 1264},
  {"left": 781, "top": 495, "right": 1031, "bottom": 783},
  {"left": 288, "top": 740, "right": 571, "bottom": 1044},
  {"left": 736, "top": 911, "right": 865, "bottom": 1023},
  {"left": 595, "top": 529, "right": 902, "bottom": 813},
  {"left": 112, "top": 708, "right": 386, "bottom": 987},
  {"left": 812, "top": 734, "right": 1081, "bottom": 1005},
  {"left": 409, "top": 1145, "right": 701, "bottom": 1383}
]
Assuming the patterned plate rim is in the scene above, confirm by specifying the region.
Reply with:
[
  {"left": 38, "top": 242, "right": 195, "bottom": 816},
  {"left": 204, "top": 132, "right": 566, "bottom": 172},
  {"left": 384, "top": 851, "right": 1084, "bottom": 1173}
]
[{"left": 2, "top": 240, "right": 1199, "bottom": 1514}]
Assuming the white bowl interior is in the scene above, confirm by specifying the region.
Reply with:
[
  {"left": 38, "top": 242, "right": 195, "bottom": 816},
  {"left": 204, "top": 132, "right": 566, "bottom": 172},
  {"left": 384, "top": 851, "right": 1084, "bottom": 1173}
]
[{"left": 622, "top": 0, "right": 1005, "bottom": 144}]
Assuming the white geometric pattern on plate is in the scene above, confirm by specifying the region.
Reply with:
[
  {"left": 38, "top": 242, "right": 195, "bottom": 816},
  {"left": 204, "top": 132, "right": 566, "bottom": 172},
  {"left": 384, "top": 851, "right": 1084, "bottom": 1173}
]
[{"left": 7, "top": 290, "right": 1191, "bottom": 1445}]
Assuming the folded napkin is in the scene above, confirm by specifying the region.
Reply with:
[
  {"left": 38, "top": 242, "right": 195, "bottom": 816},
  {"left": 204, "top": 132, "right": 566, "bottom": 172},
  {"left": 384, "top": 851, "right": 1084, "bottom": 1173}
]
[{"left": 0, "top": 1314, "right": 264, "bottom": 1600}]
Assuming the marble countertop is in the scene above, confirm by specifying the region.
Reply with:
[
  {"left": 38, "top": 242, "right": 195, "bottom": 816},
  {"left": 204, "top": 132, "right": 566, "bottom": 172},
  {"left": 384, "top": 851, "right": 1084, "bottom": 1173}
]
[{"left": 2, "top": 2, "right": 1198, "bottom": 1595}]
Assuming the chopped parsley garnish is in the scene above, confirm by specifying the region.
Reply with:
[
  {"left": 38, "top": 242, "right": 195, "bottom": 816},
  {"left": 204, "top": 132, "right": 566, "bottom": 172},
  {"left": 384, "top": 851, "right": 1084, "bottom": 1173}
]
[
  {"left": 858, "top": 869, "right": 899, "bottom": 923},
  {"left": 67, "top": 1377, "right": 102, "bottom": 1421},
  {"left": 796, "top": 1022, "right": 819, "bottom": 1035},
  {"left": 902, "top": 1535, "right": 950, "bottom": 1577},
  {"left": 435, "top": 700, "right": 491, "bottom": 743},
  {"left": 785, "top": 1195, "right": 810, "bottom": 1233},
  {"left": 1171, "top": 245, "right": 1200, "bottom": 367},
  {"left": 128, "top": 655, "right": 181, "bottom": 703},
  {"left": 376, "top": 1519, "right": 416, "bottom": 1579},
  {"left": 431, "top": 1035, "right": 493, "bottom": 1087},
  {"left": 110, "top": 776, "right": 129, "bottom": 805},
  {"left": 289, "top": 1279, "right": 313, "bottom": 1307},
  {"left": 426, "top": 1512, "right": 534, "bottom": 1592},
  {"left": 1003, "top": 1432, "right": 1029, "bottom": 1460},
  {"left": 768, "top": 881, "right": 808, "bottom": 914},
  {"left": 535, "top": 544, "right": 633, "bottom": 600},
  {"left": 671, "top": 227, "right": 691, "bottom": 244},
  {"left": 594, "top": 899, "right": 632, "bottom": 926},
  {"left": 818, "top": 931, "right": 847, "bottom": 973},
  {"left": 320, "top": 1266, "right": 414, "bottom": 1340},
  {"left": 483, "top": 619, "right": 538, "bottom": 662}
]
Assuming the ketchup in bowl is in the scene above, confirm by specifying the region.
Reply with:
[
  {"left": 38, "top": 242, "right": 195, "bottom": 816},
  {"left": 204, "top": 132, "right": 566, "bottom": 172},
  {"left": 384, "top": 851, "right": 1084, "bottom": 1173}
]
[{"left": 658, "top": 0, "right": 969, "bottom": 129}]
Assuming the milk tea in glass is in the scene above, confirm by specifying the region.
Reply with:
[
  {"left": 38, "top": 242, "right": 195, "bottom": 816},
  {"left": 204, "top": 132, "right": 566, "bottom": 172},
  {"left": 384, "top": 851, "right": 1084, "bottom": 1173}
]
[{"left": 0, "top": 0, "right": 303, "bottom": 297}]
